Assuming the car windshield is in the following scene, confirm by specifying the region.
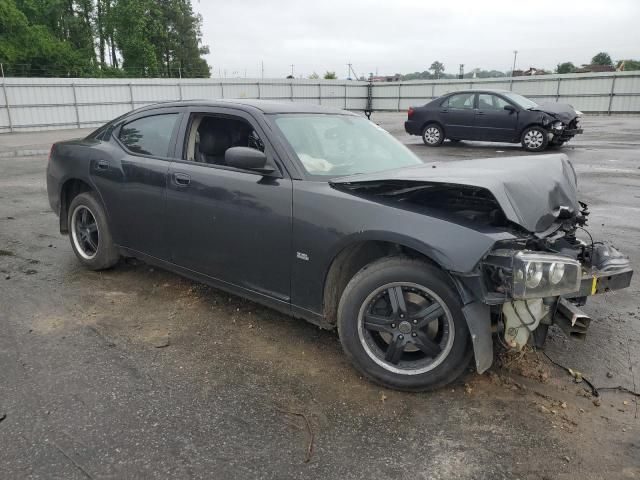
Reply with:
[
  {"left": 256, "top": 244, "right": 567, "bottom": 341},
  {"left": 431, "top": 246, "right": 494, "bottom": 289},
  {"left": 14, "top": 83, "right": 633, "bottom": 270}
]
[
  {"left": 272, "top": 114, "right": 422, "bottom": 177},
  {"left": 501, "top": 92, "right": 538, "bottom": 109}
]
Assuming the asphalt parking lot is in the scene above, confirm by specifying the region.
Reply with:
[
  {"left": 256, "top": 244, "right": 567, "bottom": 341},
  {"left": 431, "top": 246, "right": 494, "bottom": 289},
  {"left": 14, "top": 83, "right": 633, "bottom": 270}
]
[{"left": 1, "top": 113, "right": 639, "bottom": 480}]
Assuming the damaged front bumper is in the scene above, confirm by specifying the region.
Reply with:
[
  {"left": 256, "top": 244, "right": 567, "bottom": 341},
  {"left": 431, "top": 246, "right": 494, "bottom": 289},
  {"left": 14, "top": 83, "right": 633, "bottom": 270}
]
[{"left": 464, "top": 242, "right": 633, "bottom": 373}]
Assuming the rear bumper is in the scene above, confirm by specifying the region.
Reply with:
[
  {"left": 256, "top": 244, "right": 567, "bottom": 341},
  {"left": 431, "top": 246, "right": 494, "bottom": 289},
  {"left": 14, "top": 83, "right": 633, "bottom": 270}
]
[
  {"left": 46, "top": 163, "right": 60, "bottom": 216},
  {"left": 404, "top": 120, "right": 422, "bottom": 136}
]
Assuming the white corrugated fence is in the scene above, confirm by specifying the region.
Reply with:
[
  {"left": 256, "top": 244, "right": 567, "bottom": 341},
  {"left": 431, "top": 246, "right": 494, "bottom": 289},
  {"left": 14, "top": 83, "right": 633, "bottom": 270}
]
[{"left": 1, "top": 71, "right": 639, "bottom": 133}]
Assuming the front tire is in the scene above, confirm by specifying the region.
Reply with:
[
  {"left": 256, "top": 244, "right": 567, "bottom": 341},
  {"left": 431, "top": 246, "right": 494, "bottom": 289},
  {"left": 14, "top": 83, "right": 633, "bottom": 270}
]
[
  {"left": 68, "top": 192, "right": 119, "bottom": 270},
  {"left": 421, "top": 123, "right": 444, "bottom": 147},
  {"left": 521, "top": 126, "right": 549, "bottom": 152},
  {"left": 337, "top": 257, "right": 472, "bottom": 391}
]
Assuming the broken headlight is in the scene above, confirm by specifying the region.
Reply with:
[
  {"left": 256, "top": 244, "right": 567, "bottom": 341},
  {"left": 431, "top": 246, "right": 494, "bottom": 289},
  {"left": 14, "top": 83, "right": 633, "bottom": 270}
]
[
  {"left": 512, "top": 252, "right": 581, "bottom": 299},
  {"left": 551, "top": 121, "right": 565, "bottom": 131}
]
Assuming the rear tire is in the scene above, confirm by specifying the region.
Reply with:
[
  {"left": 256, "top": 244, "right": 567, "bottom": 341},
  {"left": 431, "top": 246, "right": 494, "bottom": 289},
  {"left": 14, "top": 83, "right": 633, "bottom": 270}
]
[
  {"left": 421, "top": 123, "right": 444, "bottom": 147},
  {"left": 337, "top": 257, "right": 472, "bottom": 391},
  {"left": 68, "top": 192, "right": 119, "bottom": 270},
  {"left": 521, "top": 126, "right": 549, "bottom": 152}
]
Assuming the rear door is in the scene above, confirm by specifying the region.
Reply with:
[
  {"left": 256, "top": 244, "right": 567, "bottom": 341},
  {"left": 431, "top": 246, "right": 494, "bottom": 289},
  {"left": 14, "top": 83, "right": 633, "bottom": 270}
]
[
  {"left": 439, "top": 92, "right": 478, "bottom": 139},
  {"left": 91, "top": 109, "right": 182, "bottom": 260},
  {"left": 475, "top": 93, "right": 519, "bottom": 141},
  {"left": 165, "top": 108, "right": 293, "bottom": 302}
]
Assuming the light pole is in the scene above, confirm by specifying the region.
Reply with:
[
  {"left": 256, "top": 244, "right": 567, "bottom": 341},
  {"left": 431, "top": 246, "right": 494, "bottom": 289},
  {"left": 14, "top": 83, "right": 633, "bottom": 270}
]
[{"left": 511, "top": 50, "right": 518, "bottom": 76}]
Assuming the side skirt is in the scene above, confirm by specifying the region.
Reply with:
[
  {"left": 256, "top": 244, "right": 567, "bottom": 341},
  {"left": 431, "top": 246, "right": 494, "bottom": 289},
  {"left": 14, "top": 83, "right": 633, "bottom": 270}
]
[{"left": 117, "top": 246, "right": 329, "bottom": 329}]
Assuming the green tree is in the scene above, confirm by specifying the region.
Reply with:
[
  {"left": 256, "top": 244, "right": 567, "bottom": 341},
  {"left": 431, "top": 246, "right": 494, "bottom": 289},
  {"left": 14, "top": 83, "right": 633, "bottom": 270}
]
[
  {"left": 0, "top": 0, "right": 94, "bottom": 76},
  {"left": 556, "top": 62, "right": 576, "bottom": 74},
  {"left": 2, "top": 0, "right": 210, "bottom": 77},
  {"left": 591, "top": 52, "right": 613, "bottom": 66},
  {"left": 618, "top": 59, "right": 640, "bottom": 71},
  {"left": 308, "top": 72, "right": 319, "bottom": 79},
  {"left": 324, "top": 71, "right": 337, "bottom": 79},
  {"left": 429, "top": 61, "right": 444, "bottom": 79}
]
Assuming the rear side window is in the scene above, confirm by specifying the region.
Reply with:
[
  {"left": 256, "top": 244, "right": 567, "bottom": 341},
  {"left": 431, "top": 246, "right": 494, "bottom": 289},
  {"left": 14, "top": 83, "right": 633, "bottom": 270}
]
[
  {"left": 444, "top": 93, "right": 475, "bottom": 110},
  {"left": 118, "top": 114, "right": 179, "bottom": 157}
]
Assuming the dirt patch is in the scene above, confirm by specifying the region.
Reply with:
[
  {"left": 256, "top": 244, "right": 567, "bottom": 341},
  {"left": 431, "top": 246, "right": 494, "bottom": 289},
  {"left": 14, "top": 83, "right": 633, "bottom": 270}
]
[{"left": 495, "top": 347, "right": 551, "bottom": 383}]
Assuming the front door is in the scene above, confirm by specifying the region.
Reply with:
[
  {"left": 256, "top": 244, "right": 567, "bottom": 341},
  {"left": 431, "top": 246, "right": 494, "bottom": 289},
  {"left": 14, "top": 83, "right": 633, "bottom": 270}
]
[
  {"left": 440, "top": 92, "right": 478, "bottom": 140},
  {"left": 165, "top": 109, "right": 293, "bottom": 302},
  {"left": 475, "top": 93, "right": 519, "bottom": 141}
]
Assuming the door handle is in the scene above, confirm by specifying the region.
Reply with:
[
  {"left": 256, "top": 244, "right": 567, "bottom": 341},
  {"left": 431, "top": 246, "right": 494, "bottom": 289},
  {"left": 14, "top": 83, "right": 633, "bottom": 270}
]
[
  {"left": 439, "top": 109, "right": 449, "bottom": 113},
  {"left": 96, "top": 160, "right": 109, "bottom": 170},
  {"left": 476, "top": 111, "right": 485, "bottom": 115},
  {"left": 173, "top": 172, "right": 191, "bottom": 186}
]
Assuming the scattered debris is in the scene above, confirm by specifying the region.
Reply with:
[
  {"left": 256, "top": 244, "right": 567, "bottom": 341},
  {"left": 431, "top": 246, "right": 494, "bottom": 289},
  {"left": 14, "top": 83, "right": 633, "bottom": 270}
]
[
  {"left": 0, "top": 413, "right": 6, "bottom": 423},
  {"left": 606, "top": 372, "right": 614, "bottom": 378},
  {"left": 593, "top": 398, "right": 602, "bottom": 407},
  {"left": 276, "top": 408, "right": 315, "bottom": 463},
  {"left": 538, "top": 404, "right": 551, "bottom": 414},
  {"left": 496, "top": 348, "right": 550, "bottom": 383},
  {"left": 380, "top": 393, "right": 387, "bottom": 403}
]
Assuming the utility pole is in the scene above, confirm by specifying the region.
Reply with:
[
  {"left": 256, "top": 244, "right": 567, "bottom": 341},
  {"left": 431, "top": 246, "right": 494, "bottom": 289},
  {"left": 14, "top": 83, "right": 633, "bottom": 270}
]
[
  {"left": 261, "top": 61, "right": 264, "bottom": 79},
  {"left": 511, "top": 50, "right": 518, "bottom": 76},
  {"left": 347, "top": 63, "right": 359, "bottom": 80},
  {"left": 458, "top": 64, "right": 464, "bottom": 79},
  {"left": 290, "top": 64, "right": 294, "bottom": 77}
]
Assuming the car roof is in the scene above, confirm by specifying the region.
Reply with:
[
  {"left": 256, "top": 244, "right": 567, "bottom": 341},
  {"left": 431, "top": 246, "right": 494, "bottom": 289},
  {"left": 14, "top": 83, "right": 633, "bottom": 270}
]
[
  {"left": 443, "top": 89, "right": 513, "bottom": 95},
  {"left": 132, "top": 99, "right": 356, "bottom": 116}
]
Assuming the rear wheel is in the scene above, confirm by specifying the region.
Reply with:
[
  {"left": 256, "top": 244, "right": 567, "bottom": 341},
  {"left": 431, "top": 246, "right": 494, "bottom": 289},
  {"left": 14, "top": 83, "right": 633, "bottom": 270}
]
[
  {"left": 337, "top": 257, "right": 472, "bottom": 391},
  {"left": 521, "top": 126, "right": 548, "bottom": 152},
  {"left": 68, "top": 192, "right": 119, "bottom": 270},
  {"left": 421, "top": 123, "right": 444, "bottom": 147}
]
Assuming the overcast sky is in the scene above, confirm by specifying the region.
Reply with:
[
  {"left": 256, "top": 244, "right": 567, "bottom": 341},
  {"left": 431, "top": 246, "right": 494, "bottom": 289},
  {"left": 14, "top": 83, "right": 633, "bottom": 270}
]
[{"left": 193, "top": 0, "right": 640, "bottom": 79}]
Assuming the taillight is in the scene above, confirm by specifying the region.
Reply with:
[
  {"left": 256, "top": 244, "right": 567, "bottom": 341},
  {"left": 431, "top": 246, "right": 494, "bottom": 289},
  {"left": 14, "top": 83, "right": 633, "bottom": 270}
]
[{"left": 407, "top": 107, "right": 414, "bottom": 119}]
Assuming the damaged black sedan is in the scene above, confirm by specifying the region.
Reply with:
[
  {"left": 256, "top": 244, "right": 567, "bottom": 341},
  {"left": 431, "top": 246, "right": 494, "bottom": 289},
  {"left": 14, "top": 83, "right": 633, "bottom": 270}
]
[
  {"left": 47, "top": 100, "right": 631, "bottom": 391},
  {"left": 405, "top": 89, "right": 583, "bottom": 151}
]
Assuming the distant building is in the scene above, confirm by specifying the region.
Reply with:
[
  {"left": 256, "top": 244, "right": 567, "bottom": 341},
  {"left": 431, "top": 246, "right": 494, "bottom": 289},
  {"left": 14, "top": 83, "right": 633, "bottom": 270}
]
[
  {"left": 513, "top": 67, "right": 550, "bottom": 76},
  {"left": 574, "top": 64, "right": 615, "bottom": 73},
  {"left": 370, "top": 74, "right": 402, "bottom": 82}
]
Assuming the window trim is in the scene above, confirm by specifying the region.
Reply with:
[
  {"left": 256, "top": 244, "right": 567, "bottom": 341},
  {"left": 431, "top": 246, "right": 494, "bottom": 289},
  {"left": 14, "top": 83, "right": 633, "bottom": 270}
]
[{"left": 114, "top": 111, "right": 183, "bottom": 160}]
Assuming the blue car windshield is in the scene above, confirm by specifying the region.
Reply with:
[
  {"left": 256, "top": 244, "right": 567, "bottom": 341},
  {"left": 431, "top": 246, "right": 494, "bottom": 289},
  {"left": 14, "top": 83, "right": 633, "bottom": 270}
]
[{"left": 272, "top": 114, "right": 422, "bottom": 177}]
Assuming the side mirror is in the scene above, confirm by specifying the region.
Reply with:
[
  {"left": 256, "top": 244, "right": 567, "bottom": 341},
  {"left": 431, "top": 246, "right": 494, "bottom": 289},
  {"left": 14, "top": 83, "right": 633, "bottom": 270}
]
[
  {"left": 225, "top": 147, "right": 276, "bottom": 175},
  {"left": 504, "top": 104, "right": 517, "bottom": 113}
]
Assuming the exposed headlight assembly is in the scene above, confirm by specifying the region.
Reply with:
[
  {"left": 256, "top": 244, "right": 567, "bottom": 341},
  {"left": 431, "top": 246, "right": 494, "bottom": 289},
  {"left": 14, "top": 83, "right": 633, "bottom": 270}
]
[
  {"left": 551, "top": 121, "right": 565, "bottom": 131},
  {"left": 512, "top": 252, "right": 581, "bottom": 299}
]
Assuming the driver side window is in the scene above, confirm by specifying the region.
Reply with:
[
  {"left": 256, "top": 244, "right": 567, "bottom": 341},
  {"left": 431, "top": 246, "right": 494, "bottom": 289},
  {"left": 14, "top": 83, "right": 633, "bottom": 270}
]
[
  {"left": 185, "top": 114, "right": 265, "bottom": 165},
  {"left": 478, "top": 94, "right": 511, "bottom": 110}
]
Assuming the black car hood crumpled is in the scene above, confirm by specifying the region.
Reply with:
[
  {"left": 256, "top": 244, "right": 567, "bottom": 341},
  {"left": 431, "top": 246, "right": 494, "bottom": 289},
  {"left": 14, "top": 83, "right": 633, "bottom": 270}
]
[
  {"left": 530, "top": 103, "right": 579, "bottom": 123},
  {"left": 331, "top": 154, "right": 579, "bottom": 234}
]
